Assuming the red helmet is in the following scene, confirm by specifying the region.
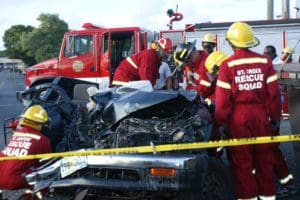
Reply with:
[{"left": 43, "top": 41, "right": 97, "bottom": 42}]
[{"left": 157, "top": 38, "right": 173, "bottom": 53}]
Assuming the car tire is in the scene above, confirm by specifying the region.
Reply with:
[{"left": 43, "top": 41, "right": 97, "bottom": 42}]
[{"left": 177, "top": 156, "right": 235, "bottom": 200}]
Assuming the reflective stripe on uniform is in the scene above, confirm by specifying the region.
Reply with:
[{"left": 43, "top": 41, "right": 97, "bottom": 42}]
[
  {"left": 228, "top": 57, "right": 268, "bottom": 67},
  {"left": 194, "top": 72, "right": 200, "bottom": 80},
  {"left": 112, "top": 80, "right": 128, "bottom": 86},
  {"left": 200, "top": 79, "right": 211, "bottom": 87},
  {"left": 258, "top": 195, "right": 275, "bottom": 200},
  {"left": 237, "top": 197, "right": 258, "bottom": 200},
  {"left": 13, "top": 132, "right": 41, "bottom": 140},
  {"left": 158, "top": 38, "right": 167, "bottom": 49},
  {"left": 180, "top": 49, "right": 187, "bottom": 59},
  {"left": 216, "top": 80, "right": 231, "bottom": 89},
  {"left": 266, "top": 74, "right": 278, "bottom": 84},
  {"left": 126, "top": 57, "right": 138, "bottom": 69},
  {"left": 279, "top": 174, "right": 293, "bottom": 184}
]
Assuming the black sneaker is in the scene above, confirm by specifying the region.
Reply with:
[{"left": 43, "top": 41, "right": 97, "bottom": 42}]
[{"left": 277, "top": 185, "right": 297, "bottom": 198}]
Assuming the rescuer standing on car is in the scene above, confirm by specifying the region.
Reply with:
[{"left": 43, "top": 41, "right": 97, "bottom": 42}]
[
  {"left": 112, "top": 38, "right": 173, "bottom": 86},
  {"left": 0, "top": 105, "right": 52, "bottom": 190},
  {"left": 215, "top": 22, "right": 281, "bottom": 200}
]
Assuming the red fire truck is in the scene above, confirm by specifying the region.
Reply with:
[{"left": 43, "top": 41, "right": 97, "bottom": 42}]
[
  {"left": 25, "top": 11, "right": 300, "bottom": 90},
  {"left": 25, "top": 23, "right": 157, "bottom": 89}
]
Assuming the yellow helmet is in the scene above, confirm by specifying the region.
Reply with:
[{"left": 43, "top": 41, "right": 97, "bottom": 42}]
[
  {"left": 202, "top": 33, "right": 216, "bottom": 44},
  {"left": 282, "top": 47, "right": 293, "bottom": 54},
  {"left": 226, "top": 22, "right": 259, "bottom": 48},
  {"left": 19, "top": 105, "right": 48, "bottom": 131},
  {"left": 205, "top": 51, "right": 228, "bottom": 74},
  {"left": 151, "top": 42, "right": 158, "bottom": 50}
]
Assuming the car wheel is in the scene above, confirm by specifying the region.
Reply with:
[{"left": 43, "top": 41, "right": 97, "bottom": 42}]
[{"left": 177, "top": 156, "right": 235, "bottom": 200}]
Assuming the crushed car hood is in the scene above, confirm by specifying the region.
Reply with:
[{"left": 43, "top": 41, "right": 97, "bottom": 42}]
[{"left": 100, "top": 90, "right": 197, "bottom": 126}]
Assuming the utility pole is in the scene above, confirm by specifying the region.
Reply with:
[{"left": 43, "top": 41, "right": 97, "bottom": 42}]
[{"left": 294, "top": 6, "right": 300, "bottom": 18}]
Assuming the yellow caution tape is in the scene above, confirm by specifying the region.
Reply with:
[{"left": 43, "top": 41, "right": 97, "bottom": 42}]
[{"left": 1, "top": 134, "right": 300, "bottom": 161}]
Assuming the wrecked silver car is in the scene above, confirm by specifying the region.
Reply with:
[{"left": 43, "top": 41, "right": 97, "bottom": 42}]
[{"left": 13, "top": 77, "right": 235, "bottom": 200}]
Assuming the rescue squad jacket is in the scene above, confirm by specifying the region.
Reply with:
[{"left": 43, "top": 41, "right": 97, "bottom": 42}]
[
  {"left": 196, "top": 62, "right": 217, "bottom": 99},
  {"left": 183, "top": 50, "right": 208, "bottom": 91},
  {"left": 0, "top": 126, "right": 52, "bottom": 190},
  {"left": 112, "top": 49, "right": 161, "bottom": 86},
  {"left": 214, "top": 49, "right": 281, "bottom": 125}
]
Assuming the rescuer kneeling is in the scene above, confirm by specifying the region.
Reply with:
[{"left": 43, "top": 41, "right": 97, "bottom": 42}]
[{"left": 0, "top": 105, "right": 52, "bottom": 190}]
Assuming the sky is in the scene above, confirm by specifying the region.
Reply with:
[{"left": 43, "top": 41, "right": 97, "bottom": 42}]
[{"left": 0, "top": 0, "right": 298, "bottom": 51}]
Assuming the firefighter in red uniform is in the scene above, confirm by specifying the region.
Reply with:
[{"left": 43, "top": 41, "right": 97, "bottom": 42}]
[
  {"left": 173, "top": 34, "right": 218, "bottom": 96},
  {"left": 112, "top": 38, "right": 173, "bottom": 86},
  {"left": 193, "top": 33, "right": 217, "bottom": 95},
  {"left": 172, "top": 41, "right": 205, "bottom": 90},
  {"left": 194, "top": 33, "right": 217, "bottom": 91},
  {"left": 280, "top": 47, "right": 293, "bottom": 63},
  {"left": 280, "top": 47, "right": 293, "bottom": 119},
  {"left": 215, "top": 22, "right": 281, "bottom": 200},
  {"left": 0, "top": 105, "right": 52, "bottom": 190},
  {"left": 275, "top": 46, "right": 295, "bottom": 197},
  {"left": 263, "top": 47, "right": 295, "bottom": 197},
  {"left": 181, "top": 34, "right": 216, "bottom": 91},
  {"left": 201, "top": 51, "right": 229, "bottom": 157},
  {"left": 201, "top": 33, "right": 216, "bottom": 55},
  {"left": 198, "top": 51, "right": 228, "bottom": 100},
  {"left": 272, "top": 121, "right": 295, "bottom": 198}
]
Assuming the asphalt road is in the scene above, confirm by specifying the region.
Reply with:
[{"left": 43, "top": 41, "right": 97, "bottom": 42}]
[
  {"left": 0, "top": 70, "right": 25, "bottom": 147},
  {"left": 0, "top": 70, "right": 26, "bottom": 199},
  {"left": 0, "top": 70, "right": 300, "bottom": 199}
]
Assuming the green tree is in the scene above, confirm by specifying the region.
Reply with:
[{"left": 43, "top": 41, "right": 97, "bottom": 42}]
[
  {"left": 0, "top": 50, "right": 6, "bottom": 57},
  {"left": 20, "top": 13, "right": 69, "bottom": 63},
  {"left": 3, "top": 25, "right": 36, "bottom": 65}
]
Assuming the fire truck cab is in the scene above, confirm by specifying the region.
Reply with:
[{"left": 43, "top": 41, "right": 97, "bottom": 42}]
[{"left": 25, "top": 23, "right": 157, "bottom": 89}]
